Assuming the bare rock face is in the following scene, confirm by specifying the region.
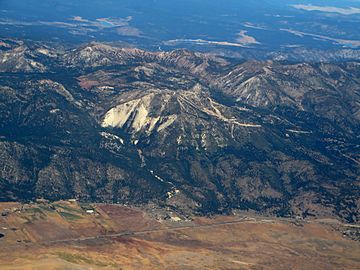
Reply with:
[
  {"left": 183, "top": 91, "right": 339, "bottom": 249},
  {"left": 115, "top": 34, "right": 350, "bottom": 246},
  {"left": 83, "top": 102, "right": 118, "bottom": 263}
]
[{"left": 0, "top": 41, "right": 359, "bottom": 222}]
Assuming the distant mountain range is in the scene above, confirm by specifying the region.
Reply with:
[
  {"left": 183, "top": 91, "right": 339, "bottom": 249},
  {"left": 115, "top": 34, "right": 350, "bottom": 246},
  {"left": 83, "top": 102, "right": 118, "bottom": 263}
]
[
  {"left": 0, "top": 39, "right": 359, "bottom": 223},
  {"left": 1, "top": 0, "right": 360, "bottom": 54}
]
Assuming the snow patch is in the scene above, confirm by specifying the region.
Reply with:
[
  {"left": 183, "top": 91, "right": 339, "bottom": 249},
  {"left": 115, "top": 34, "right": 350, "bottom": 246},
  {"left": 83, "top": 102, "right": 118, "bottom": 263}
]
[
  {"left": 287, "top": 129, "right": 312, "bottom": 134},
  {"left": 98, "top": 86, "right": 114, "bottom": 90},
  {"left": 100, "top": 131, "right": 124, "bottom": 144},
  {"left": 50, "top": 109, "right": 60, "bottom": 114},
  {"left": 201, "top": 133, "right": 207, "bottom": 150}
]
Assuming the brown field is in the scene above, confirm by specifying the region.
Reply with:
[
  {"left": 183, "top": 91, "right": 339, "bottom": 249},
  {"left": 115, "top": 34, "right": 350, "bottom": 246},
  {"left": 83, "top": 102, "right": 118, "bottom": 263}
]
[{"left": 0, "top": 201, "right": 359, "bottom": 270}]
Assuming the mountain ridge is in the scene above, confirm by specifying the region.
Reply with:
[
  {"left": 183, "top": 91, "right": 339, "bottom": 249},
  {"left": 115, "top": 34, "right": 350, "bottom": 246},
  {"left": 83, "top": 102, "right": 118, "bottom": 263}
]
[{"left": 0, "top": 39, "right": 359, "bottom": 222}]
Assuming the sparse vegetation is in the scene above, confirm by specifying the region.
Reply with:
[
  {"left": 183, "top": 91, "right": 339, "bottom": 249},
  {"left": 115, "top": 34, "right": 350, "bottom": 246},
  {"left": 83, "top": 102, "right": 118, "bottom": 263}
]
[
  {"left": 0, "top": 202, "right": 359, "bottom": 269},
  {"left": 58, "top": 211, "right": 82, "bottom": 221},
  {"left": 55, "top": 252, "right": 112, "bottom": 267}
]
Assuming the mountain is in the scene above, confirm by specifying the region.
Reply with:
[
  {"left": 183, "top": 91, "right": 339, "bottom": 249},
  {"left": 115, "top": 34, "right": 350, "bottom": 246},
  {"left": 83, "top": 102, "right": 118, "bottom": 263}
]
[{"left": 0, "top": 40, "right": 359, "bottom": 222}]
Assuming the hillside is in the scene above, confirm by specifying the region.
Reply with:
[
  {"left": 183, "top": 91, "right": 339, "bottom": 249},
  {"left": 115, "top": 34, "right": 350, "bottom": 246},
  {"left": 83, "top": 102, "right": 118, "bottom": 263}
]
[{"left": 0, "top": 39, "right": 359, "bottom": 222}]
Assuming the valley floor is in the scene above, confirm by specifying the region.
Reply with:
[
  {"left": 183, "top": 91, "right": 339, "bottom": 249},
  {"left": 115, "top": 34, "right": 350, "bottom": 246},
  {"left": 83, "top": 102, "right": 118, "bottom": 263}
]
[{"left": 0, "top": 201, "right": 359, "bottom": 270}]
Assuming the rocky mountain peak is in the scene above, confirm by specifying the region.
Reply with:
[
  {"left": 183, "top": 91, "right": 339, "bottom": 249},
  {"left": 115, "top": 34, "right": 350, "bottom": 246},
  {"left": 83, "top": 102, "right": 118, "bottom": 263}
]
[{"left": 0, "top": 41, "right": 359, "bottom": 222}]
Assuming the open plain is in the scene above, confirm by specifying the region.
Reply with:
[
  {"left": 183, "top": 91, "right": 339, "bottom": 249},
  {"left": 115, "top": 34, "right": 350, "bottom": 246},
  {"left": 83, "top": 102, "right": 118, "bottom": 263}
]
[{"left": 0, "top": 201, "right": 359, "bottom": 270}]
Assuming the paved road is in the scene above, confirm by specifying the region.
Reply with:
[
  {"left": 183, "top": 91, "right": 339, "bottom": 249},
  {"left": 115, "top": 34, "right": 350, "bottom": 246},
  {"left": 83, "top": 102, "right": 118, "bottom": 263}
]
[
  {"left": 1, "top": 216, "right": 353, "bottom": 250},
  {"left": 46, "top": 217, "right": 258, "bottom": 245},
  {"left": 2, "top": 217, "right": 265, "bottom": 248}
]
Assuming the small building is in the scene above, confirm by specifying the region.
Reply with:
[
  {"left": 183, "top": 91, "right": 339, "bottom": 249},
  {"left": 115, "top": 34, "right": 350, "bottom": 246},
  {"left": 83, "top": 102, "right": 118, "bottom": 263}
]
[{"left": 86, "top": 209, "right": 95, "bottom": 214}]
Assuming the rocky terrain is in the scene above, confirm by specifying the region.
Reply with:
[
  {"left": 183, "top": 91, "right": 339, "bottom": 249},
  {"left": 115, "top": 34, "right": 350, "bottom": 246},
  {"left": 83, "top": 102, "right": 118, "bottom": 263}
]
[{"left": 0, "top": 39, "right": 359, "bottom": 223}]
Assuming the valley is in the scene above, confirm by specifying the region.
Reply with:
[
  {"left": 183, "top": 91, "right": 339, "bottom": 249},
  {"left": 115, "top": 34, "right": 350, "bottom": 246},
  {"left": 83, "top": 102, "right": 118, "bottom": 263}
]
[
  {"left": 0, "top": 201, "right": 359, "bottom": 270},
  {"left": 1, "top": 1, "right": 360, "bottom": 269}
]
